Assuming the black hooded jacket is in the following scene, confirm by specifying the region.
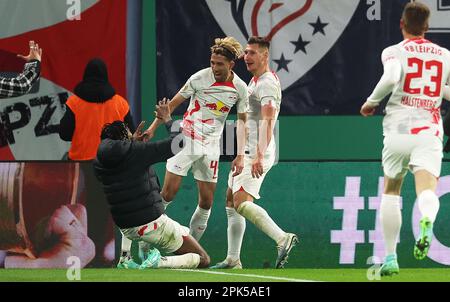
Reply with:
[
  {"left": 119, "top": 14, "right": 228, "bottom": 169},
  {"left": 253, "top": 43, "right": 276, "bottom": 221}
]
[
  {"left": 93, "top": 120, "right": 178, "bottom": 228},
  {"left": 59, "top": 58, "right": 135, "bottom": 142}
]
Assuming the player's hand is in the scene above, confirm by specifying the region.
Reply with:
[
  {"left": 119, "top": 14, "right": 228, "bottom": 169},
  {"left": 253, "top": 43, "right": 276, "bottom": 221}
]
[
  {"left": 142, "top": 129, "right": 155, "bottom": 142},
  {"left": 155, "top": 98, "right": 171, "bottom": 123},
  {"left": 17, "top": 40, "right": 42, "bottom": 62},
  {"left": 231, "top": 155, "right": 244, "bottom": 177},
  {"left": 132, "top": 121, "right": 147, "bottom": 141},
  {"left": 360, "top": 101, "right": 377, "bottom": 116},
  {"left": 4, "top": 204, "right": 95, "bottom": 268},
  {"left": 251, "top": 156, "right": 263, "bottom": 179}
]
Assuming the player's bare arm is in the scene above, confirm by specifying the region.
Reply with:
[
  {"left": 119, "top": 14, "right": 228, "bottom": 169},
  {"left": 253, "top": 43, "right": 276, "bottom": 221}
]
[
  {"left": 143, "top": 98, "right": 172, "bottom": 140},
  {"left": 252, "top": 103, "right": 276, "bottom": 178},
  {"left": 168, "top": 93, "right": 188, "bottom": 113},
  {"left": 231, "top": 112, "right": 247, "bottom": 177}
]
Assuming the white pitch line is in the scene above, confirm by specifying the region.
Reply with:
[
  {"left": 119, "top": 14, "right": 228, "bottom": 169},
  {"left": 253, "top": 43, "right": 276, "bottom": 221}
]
[{"left": 174, "top": 269, "right": 318, "bottom": 282}]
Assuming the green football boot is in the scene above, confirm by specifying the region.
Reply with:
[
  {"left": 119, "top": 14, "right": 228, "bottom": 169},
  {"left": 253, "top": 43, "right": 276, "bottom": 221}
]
[
  {"left": 414, "top": 217, "right": 433, "bottom": 260},
  {"left": 117, "top": 255, "right": 140, "bottom": 269},
  {"left": 379, "top": 254, "right": 399, "bottom": 277},
  {"left": 139, "top": 248, "right": 161, "bottom": 269}
]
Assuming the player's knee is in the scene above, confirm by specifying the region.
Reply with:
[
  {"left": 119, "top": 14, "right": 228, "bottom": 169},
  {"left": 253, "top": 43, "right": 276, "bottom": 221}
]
[
  {"left": 233, "top": 200, "right": 242, "bottom": 212},
  {"left": 226, "top": 188, "right": 234, "bottom": 207},
  {"left": 418, "top": 189, "right": 438, "bottom": 202},
  {"left": 384, "top": 187, "right": 401, "bottom": 196},
  {"left": 233, "top": 195, "right": 247, "bottom": 212},
  {"left": 225, "top": 197, "right": 234, "bottom": 208},
  {"left": 198, "top": 193, "right": 214, "bottom": 209}
]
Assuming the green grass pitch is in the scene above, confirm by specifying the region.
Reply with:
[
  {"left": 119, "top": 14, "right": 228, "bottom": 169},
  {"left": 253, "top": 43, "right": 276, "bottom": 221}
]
[{"left": 1, "top": 268, "right": 450, "bottom": 282}]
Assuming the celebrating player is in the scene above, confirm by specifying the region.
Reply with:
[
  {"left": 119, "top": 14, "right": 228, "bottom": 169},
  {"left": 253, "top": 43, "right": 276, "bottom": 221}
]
[
  {"left": 211, "top": 36, "right": 298, "bottom": 269},
  {"left": 150, "top": 37, "right": 249, "bottom": 242},
  {"left": 360, "top": 1, "right": 450, "bottom": 276}
]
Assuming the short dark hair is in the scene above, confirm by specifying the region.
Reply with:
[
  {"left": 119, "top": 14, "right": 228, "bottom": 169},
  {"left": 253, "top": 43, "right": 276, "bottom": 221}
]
[
  {"left": 100, "top": 121, "right": 129, "bottom": 140},
  {"left": 247, "top": 36, "right": 270, "bottom": 50},
  {"left": 402, "top": 1, "right": 430, "bottom": 36}
]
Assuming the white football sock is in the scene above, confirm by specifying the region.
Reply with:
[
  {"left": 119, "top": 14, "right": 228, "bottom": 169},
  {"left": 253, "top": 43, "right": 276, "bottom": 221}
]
[
  {"left": 161, "top": 196, "right": 172, "bottom": 210},
  {"left": 189, "top": 205, "right": 211, "bottom": 241},
  {"left": 418, "top": 190, "right": 440, "bottom": 223},
  {"left": 120, "top": 232, "right": 132, "bottom": 256},
  {"left": 237, "top": 201, "right": 285, "bottom": 245},
  {"left": 225, "top": 207, "right": 246, "bottom": 261},
  {"left": 380, "top": 194, "right": 402, "bottom": 256},
  {"left": 157, "top": 253, "right": 200, "bottom": 269},
  {"left": 138, "top": 241, "right": 151, "bottom": 261}
]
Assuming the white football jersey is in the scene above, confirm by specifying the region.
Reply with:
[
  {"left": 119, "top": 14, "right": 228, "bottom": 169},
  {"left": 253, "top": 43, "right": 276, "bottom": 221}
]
[
  {"left": 179, "top": 68, "right": 249, "bottom": 148},
  {"left": 246, "top": 71, "right": 282, "bottom": 157},
  {"left": 381, "top": 39, "right": 450, "bottom": 140}
]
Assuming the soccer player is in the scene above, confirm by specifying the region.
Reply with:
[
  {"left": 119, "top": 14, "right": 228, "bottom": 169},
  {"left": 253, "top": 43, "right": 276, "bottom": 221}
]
[
  {"left": 93, "top": 100, "right": 210, "bottom": 269},
  {"left": 155, "top": 37, "right": 249, "bottom": 241},
  {"left": 211, "top": 36, "right": 298, "bottom": 269},
  {"left": 360, "top": 1, "right": 450, "bottom": 276}
]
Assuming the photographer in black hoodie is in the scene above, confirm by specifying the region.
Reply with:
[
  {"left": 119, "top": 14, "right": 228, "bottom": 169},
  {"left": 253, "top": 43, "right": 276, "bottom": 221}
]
[{"left": 93, "top": 99, "right": 210, "bottom": 269}]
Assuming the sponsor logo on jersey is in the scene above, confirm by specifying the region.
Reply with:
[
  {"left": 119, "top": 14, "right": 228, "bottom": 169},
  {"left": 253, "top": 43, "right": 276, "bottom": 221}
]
[{"left": 205, "top": 101, "right": 230, "bottom": 116}]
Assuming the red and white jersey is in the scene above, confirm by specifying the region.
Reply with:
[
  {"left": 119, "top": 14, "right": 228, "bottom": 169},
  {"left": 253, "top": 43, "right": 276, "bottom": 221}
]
[
  {"left": 179, "top": 68, "right": 249, "bottom": 148},
  {"left": 246, "top": 71, "right": 282, "bottom": 157},
  {"left": 373, "top": 39, "right": 450, "bottom": 140}
]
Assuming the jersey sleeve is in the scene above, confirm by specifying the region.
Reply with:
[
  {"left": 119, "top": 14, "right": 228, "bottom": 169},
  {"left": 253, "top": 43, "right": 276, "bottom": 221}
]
[
  {"left": 178, "top": 71, "right": 201, "bottom": 99},
  {"left": 258, "top": 78, "right": 281, "bottom": 108},
  {"left": 236, "top": 82, "right": 249, "bottom": 114},
  {"left": 366, "top": 46, "right": 402, "bottom": 105}
]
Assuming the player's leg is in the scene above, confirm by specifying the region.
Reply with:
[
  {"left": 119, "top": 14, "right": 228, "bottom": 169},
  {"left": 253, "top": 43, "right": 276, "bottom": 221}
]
[
  {"left": 378, "top": 136, "right": 409, "bottom": 276},
  {"left": 141, "top": 237, "right": 210, "bottom": 269},
  {"left": 116, "top": 231, "right": 139, "bottom": 269},
  {"left": 189, "top": 156, "right": 219, "bottom": 241},
  {"left": 210, "top": 186, "right": 245, "bottom": 269},
  {"left": 189, "top": 180, "right": 216, "bottom": 241},
  {"left": 138, "top": 241, "right": 151, "bottom": 262},
  {"left": 160, "top": 170, "right": 183, "bottom": 209},
  {"left": 379, "top": 175, "right": 403, "bottom": 276},
  {"left": 410, "top": 135, "right": 442, "bottom": 260},
  {"left": 173, "top": 235, "right": 210, "bottom": 268},
  {"left": 161, "top": 147, "right": 196, "bottom": 209},
  {"left": 413, "top": 170, "right": 439, "bottom": 260},
  {"left": 139, "top": 215, "right": 209, "bottom": 269},
  {"left": 233, "top": 183, "right": 298, "bottom": 269}
]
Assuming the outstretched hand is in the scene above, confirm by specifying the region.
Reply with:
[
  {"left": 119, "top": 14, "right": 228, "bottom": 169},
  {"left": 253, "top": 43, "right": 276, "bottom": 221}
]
[
  {"left": 132, "top": 121, "right": 147, "bottom": 141},
  {"left": 141, "top": 98, "right": 172, "bottom": 141},
  {"left": 17, "top": 40, "right": 42, "bottom": 62},
  {"left": 155, "top": 98, "right": 171, "bottom": 122}
]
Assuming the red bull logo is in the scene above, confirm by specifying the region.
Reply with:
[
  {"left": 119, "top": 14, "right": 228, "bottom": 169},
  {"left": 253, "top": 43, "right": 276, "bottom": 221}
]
[{"left": 205, "top": 101, "right": 230, "bottom": 116}]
